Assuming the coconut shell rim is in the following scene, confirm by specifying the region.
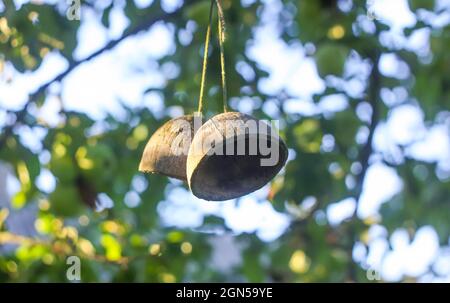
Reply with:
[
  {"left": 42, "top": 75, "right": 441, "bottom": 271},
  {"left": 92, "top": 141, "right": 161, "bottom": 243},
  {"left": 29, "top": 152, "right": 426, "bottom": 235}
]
[{"left": 139, "top": 167, "right": 188, "bottom": 181}]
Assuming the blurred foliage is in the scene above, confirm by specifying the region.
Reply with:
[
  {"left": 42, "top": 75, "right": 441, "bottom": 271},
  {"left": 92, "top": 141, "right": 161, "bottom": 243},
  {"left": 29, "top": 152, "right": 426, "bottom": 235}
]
[{"left": 0, "top": 0, "right": 449, "bottom": 282}]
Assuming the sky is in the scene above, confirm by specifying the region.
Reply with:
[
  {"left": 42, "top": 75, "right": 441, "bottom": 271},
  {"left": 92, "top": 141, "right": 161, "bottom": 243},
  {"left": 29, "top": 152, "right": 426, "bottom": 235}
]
[{"left": 0, "top": 0, "right": 450, "bottom": 282}]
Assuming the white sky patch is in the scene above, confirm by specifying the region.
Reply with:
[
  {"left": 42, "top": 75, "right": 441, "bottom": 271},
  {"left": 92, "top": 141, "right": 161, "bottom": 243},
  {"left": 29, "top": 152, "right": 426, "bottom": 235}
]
[
  {"left": 431, "top": 248, "right": 450, "bottom": 278},
  {"left": 368, "top": 224, "right": 388, "bottom": 241},
  {"left": 131, "top": 174, "right": 148, "bottom": 193},
  {"left": 221, "top": 197, "right": 290, "bottom": 242},
  {"left": 373, "top": 104, "right": 449, "bottom": 172},
  {"left": 108, "top": 4, "right": 130, "bottom": 39},
  {"left": 422, "top": 275, "right": 450, "bottom": 283},
  {"left": 157, "top": 187, "right": 290, "bottom": 242},
  {"left": 373, "top": 122, "right": 404, "bottom": 163},
  {"left": 318, "top": 94, "right": 349, "bottom": 113},
  {"left": 241, "top": 0, "right": 257, "bottom": 7},
  {"left": 283, "top": 98, "right": 318, "bottom": 116},
  {"left": 12, "top": 0, "right": 28, "bottom": 9},
  {"left": 406, "top": 28, "right": 430, "bottom": 57},
  {"left": 0, "top": 110, "right": 6, "bottom": 127},
  {"left": 143, "top": 91, "right": 165, "bottom": 117},
  {"left": 381, "top": 249, "right": 404, "bottom": 281},
  {"left": 97, "top": 193, "right": 114, "bottom": 211},
  {"left": 36, "top": 94, "right": 64, "bottom": 127},
  {"left": 247, "top": 23, "right": 325, "bottom": 98},
  {"left": 230, "top": 96, "right": 260, "bottom": 115},
  {"left": 381, "top": 87, "right": 409, "bottom": 107},
  {"left": 6, "top": 173, "right": 21, "bottom": 197},
  {"left": 158, "top": 187, "right": 218, "bottom": 228},
  {"left": 62, "top": 23, "right": 174, "bottom": 118},
  {"left": 327, "top": 197, "right": 356, "bottom": 226},
  {"left": 353, "top": 242, "right": 367, "bottom": 264},
  {"left": 343, "top": 78, "right": 366, "bottom": 99},
  {"left": 166, "top": 105, "right": 184, "bottom": 118},
  {"left": 382, "top": 226, "right": 440, "bottom": 281},
  {"left": 134, "top": 0, "right": 155, "bottom": 9},
  {"left": 62, "top": 55, "right": 135, "bottom": 118},
  {"left": 406, "top": 124, "right": 450, "bottom": 164},
  {"left": 437, "top": 0, "right": 450, "bottom": 10},
  {"left": 379, "top": 53, "right": 410, "bottom": 79},
  {"left": 209, "top": 234, "right": 243, "bottom": 273},
  {"left": 357, "top": 162, "right": 403, "bottom": 218},
  {"left": 366, "top": 237, "right": 389, "bottom": 269},
  {"left": 405, "top": 226, "right": 440, "bottom": 276},
  {"left": 370, "top": 0, "right": 416, "bottom": 31},
  {"left": 74, "top": 9, "right": 175, "bottom": 60},
  {"left": 262, "top": 99, "right": 280, "bottom": 117},
  {"left": 356, "top": 102, "right": 373, "bottom": 124},
  {"left": 345, "top": 52, "right": 372, "bottom": 78},
  {"left": 386, "top": 104, "right": 426, "bottom": 145},
  {"left": 133, "top": 22, "right": 176, "bottom": 59},
  {"left": 369, "top": 0, "right": 419, "bottom": 51},
  {"left": 124, "top": 191, "right": 141, "bottom": 208},
  {"left": 390, "top": 228, "right": 410, "bottom": 250},
  {"left": 16, "top": 126, "right": 46, "bottom": 153},
  {"left": 35, "top": 168, "right": 56, "bottom": 194},
  {"left": 0, "top": 52, "right": 68, "bottom": 110},
  {"left": 74, "top": 8, "right": 109, "bottom": 60},
  {"left": 161, "top": 0, "right": 183, "bottom": 13}
]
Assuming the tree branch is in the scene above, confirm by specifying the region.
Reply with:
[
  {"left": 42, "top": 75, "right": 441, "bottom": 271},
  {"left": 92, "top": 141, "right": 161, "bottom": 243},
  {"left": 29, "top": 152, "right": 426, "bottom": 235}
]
[
  {"left": 346, "top": 52, "right": 381, "bottom": 281},
  {"left": 0, "top": 2, "right": 193, "bottom": 150},
  {"left": 355, "top": 55, "right": 381, "bottom": 195}
]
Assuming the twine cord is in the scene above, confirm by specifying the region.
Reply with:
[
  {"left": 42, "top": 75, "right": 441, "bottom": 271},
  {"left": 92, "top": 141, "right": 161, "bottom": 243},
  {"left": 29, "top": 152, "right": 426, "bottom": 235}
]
[
  {"left": 197, "top": 0, "right": 215, "bottom": 113},
  {"left": 216, "top": 0, "right": 228, "bottom": 113},
  {"left": 197, "top": 0, "right": 228, "bottom": 114}
]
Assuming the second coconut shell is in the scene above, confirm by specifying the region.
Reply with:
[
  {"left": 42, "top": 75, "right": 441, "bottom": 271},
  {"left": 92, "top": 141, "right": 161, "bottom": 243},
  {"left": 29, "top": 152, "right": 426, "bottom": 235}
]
[{"left": 139, "top": 115, "right": 198, "bottom": 180}]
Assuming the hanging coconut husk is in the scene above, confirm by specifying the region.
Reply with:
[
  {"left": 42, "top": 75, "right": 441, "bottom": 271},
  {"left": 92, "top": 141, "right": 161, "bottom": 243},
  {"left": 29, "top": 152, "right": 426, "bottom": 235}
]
[
  {"left": 187, "top": 112, "right": 288, "bottom": 201},
  {"left": 139, "top": 115, "right": 201, "bottom": 180}
]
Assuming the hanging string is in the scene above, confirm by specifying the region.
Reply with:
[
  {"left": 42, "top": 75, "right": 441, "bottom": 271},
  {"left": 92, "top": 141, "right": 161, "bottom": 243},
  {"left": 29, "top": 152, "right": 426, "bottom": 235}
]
[
  {"left": 216, "top": 0, "right": 228, "bottom": 113},
  {"left": 197, "top": 0, "right": 215, "bottom": 114}
]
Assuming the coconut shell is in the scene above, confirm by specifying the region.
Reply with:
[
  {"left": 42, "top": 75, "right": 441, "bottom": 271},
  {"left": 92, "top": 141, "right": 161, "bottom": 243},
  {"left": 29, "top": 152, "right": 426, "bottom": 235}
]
[
  {"left": 187, "top": 112, "right": 288, "bottom": 201},
  {"left": 139, "top": 115, "right": 199, "bottom": 180}
]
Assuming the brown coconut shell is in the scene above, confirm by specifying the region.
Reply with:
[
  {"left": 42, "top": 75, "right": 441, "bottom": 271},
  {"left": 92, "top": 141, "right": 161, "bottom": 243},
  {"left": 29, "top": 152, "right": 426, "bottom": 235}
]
[
  {"left": 187, "top": 112, "right": 288, "bottom": 201},
  {"left": 139, "top": 115, "right": 200, "bottom": 180}
]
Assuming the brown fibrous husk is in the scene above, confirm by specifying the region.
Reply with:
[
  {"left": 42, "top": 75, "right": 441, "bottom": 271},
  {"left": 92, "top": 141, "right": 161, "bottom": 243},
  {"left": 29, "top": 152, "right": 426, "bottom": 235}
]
[{"left": 139, "top": 115, "right": 198, "bottom": 180}]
